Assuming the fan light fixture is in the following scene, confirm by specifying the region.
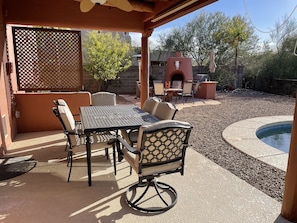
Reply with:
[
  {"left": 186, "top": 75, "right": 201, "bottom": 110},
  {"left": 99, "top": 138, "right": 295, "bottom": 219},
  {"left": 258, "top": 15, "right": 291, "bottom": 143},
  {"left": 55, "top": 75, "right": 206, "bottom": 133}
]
[
  {"left": 80, "top": 0, "right": 132, "bottom": 13},
  {"left": 94, "top": 0, "right": 107, "bottom": 3}
]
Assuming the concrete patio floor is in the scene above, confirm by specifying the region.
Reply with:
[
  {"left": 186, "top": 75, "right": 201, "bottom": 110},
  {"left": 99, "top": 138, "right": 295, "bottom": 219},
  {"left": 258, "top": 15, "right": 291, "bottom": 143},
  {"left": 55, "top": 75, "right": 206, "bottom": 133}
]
[{"left": 0, "top": 96, "right": 293, "bottom": 223}]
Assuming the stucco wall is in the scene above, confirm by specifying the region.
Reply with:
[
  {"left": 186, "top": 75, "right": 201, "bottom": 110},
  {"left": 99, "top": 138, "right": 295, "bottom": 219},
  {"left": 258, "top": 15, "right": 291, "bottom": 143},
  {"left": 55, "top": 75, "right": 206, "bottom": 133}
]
[
  {"left": 14, "top": 92, "right": 91, "bottom": 133},
  {"left": 0, "top": 18, "right": 16, "bottom": 154}
]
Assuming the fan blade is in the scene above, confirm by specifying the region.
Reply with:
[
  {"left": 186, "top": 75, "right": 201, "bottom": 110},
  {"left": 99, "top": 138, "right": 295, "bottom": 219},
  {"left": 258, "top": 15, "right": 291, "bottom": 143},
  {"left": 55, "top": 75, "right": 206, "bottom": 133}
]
[
  {"left": 80, "top": 0, "right": 95, "bottom": 13},
  {"left": 108, "top": 0, "right": 132, "bottom": 12}
]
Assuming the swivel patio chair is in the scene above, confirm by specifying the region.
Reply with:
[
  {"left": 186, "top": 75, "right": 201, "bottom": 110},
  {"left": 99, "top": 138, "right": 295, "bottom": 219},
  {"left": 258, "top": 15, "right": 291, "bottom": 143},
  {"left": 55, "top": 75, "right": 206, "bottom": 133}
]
[
  {"left": 121, "top": 97, "right": 161, "bottom": 146},
  {"left": 91, "top": 91, "right": 116, "bottom": 106},
  {"left": 123, "top": 101, "right": 177, "bottom": 146},
  {"left": 142, "top": 96, "right": 161, "bottom": 114},
  {"left": 53, "top": 101, "right": 117, "bottom": 182},
  {"left": 153, "top": 101, "right": 178, "bottom": 120},
  {"left": 118, "top": 120, "right": 193, "bottom": 212}
]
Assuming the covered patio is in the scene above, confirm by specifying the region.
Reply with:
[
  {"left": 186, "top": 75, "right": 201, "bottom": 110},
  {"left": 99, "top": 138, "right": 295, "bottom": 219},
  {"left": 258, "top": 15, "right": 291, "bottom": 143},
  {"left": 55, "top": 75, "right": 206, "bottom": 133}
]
[{"left": 1, "top": 129, "right": 285, "bottom": 222}]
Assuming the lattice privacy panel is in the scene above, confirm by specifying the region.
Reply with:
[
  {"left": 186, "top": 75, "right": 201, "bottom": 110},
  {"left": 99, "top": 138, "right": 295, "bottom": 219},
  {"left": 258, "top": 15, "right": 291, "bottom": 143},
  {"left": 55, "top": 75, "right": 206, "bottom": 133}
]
[{"left": 12, "top": 27, "right": 83, "bottom": 91}]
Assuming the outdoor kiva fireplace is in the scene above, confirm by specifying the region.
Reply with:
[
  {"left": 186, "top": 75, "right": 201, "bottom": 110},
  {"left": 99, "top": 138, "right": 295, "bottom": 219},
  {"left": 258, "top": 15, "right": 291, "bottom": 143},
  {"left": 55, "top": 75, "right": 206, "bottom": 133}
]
[{"left": 164, "top": 52, "right": 193, "bottom": 88}]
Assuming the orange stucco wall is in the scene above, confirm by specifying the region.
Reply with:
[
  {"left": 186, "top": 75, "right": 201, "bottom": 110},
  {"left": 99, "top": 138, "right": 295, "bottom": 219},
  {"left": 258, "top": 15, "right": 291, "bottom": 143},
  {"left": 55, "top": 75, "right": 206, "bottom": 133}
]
[{"left": 14, "top": 92, "right": 91, "bottom": 133}]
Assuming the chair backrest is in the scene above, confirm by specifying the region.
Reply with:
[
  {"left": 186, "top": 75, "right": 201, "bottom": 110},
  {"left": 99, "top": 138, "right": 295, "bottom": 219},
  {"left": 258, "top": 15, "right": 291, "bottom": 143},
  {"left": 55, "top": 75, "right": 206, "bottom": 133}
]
[
  {"left": 54, "top": 99, "right": 80, "bottom": 119},
  {"left": 136, "top": 120, "right": 192, "bottom": 175},
  {"left": 183, "top": 82, "right": 193, "bottom": 94},
  {"left": 142, "top": 97, "right": 161, "bottom": 114},
  {"left": 193, "top": 82, "right": 200, "bottom": 94},
  {"left": 153, "top": 82, "right": 165, "bottom": 96},
  {"left": 52, "top": 107, "right": 67, "bottom": 132},
  {"left": 57, "top": 104, "right": 78, "bottom": 147},
  {"left": 171, "top": 80, "right": 182, "bottom": 89},
  {"left": 153, "top": 102, "right": 177, "bottom": 120},
  {"left": 92, "top": 92, "right": 116, "bottom": 106},
  {"left": 55, "top": 99, "right": 72, "bottom": 112}
]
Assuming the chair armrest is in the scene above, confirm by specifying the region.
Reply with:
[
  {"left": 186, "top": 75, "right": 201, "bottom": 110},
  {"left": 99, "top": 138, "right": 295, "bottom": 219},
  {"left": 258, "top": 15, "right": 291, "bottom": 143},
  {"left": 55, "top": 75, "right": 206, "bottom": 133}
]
[
  {"left": 128, "top": 129, "right": 138, "bottom": 143},
  {"left": 117, "top": 136, "right": 140, "bottom": 154},
  {"left": 66, "top": 130, "right": 80, "bottom": 136}
]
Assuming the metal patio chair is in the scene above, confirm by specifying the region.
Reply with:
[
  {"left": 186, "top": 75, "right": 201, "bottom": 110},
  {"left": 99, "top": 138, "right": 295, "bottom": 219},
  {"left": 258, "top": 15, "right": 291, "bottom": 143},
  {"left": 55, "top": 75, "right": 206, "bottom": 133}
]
[
  {"left": 53, "top": 100, "right": 117, "bottom": 182},
  {"left": 121, "top": 97, "right": 161, "bottom": 146},
  {"left": 177, "top": 82, "right": 194, "bottom": 104},
  {"left": 118, "top": 120, "right": 193, "bottom": 212},
  {"left": 91, "top": 91, "right": 116, "bottom": 106},
  {"left": 153, "top": 81, "right": 167, "bottom": 101},
  {"left": 122, "top": 100, "right": 177, "bottom": 146}
]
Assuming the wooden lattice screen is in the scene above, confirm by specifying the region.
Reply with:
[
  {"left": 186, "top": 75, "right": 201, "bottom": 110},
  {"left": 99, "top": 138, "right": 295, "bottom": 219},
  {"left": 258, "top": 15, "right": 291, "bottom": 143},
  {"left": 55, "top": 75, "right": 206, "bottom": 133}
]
[{"left": 12, "top": 27, "right": 83, "bottom": 91}]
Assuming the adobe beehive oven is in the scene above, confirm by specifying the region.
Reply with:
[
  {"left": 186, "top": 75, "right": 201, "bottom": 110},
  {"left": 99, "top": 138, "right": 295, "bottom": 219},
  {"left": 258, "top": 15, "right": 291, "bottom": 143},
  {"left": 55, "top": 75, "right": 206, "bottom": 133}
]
[{"left": 164, "top": 52, "right": 193, "bottom": 86}]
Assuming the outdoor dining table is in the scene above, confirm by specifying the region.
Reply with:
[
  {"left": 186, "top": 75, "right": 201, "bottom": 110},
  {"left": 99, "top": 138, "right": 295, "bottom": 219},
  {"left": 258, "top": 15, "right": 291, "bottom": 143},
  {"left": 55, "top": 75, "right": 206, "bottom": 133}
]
[{"left": 80, "top": 104, "right": 160, "bottom": 186}]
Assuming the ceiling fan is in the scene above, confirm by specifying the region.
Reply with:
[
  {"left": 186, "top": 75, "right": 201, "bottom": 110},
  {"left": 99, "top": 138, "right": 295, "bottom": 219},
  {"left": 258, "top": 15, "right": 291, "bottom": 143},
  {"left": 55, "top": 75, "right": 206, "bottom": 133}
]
[{"left": 80, "top": 0, "right": 133, "bottom": 13}]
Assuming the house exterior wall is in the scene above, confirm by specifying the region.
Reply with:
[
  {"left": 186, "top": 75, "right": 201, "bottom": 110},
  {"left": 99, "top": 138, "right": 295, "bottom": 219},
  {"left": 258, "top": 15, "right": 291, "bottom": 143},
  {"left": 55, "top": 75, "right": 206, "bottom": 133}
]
[
  {"left": 0, "top": 13, "right": 17, "bottom": 155},
  {"left": 14, "top": 92, "right": 91, "bottom": 133}
]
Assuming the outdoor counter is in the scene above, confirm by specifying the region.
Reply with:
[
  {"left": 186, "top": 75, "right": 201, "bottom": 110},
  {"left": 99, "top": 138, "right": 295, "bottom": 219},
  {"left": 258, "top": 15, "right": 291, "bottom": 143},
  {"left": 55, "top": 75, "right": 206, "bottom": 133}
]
[{"left": 195, "top": 81, "right": 218, "bottom": 99}]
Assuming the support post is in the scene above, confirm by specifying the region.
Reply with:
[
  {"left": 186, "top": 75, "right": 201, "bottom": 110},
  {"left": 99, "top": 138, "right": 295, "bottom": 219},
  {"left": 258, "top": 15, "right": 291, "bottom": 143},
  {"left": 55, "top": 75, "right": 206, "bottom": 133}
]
[
  {"left": 139, "top": 29, "right": 153, "bottom": 108},
  {"left": 281, "top": 93, "right": 297, "bottom": 222},
  {"left": 140, "top": 36, "right": 149, "bottom": 108}
]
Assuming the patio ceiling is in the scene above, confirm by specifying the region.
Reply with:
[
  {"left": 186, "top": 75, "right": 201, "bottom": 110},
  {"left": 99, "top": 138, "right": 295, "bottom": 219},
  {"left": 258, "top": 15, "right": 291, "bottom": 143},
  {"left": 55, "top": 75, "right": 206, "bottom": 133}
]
[{"left": 3, "top": 0, "right": 217, "bottom": 33}]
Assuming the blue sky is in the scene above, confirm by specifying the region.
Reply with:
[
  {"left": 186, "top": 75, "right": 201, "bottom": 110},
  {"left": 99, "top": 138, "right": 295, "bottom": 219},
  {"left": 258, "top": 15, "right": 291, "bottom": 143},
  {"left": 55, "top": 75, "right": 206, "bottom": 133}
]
[{"left": 130, "top": 0, "right": 297, "bottom": 47}]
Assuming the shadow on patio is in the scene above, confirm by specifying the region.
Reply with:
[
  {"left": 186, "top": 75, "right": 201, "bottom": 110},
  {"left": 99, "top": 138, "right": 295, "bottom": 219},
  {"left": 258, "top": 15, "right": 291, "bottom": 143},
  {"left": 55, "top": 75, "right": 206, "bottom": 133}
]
[{"left": 1, "top": 129, "right": 291, "bottom": 223}]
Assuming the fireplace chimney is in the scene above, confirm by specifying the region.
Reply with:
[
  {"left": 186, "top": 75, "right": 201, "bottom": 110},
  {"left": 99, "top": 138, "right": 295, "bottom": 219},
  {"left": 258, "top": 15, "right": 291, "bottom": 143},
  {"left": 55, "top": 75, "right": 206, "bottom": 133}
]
[{"left": 164, "top": 52, "right": 193, "bottom": 86}]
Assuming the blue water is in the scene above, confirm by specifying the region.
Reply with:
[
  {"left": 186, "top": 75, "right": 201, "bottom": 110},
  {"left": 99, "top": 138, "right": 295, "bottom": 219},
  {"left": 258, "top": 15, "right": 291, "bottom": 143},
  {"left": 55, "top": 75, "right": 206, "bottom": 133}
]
[{"left": 256, "top": 124, "right": 292, "bottom": 153}]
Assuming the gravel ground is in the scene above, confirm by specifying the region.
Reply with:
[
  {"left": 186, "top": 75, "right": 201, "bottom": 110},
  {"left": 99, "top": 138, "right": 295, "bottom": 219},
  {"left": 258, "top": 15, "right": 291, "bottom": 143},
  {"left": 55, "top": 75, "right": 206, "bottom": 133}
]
[{"left": 118, "top": 90, "right": 296, "bottom": 202}]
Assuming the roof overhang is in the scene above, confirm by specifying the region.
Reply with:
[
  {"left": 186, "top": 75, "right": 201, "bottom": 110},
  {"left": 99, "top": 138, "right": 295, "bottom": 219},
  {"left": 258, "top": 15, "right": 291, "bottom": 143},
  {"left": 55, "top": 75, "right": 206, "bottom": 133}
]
[{"left": 3, "top": 0, "right": 218, "bottom": 34}]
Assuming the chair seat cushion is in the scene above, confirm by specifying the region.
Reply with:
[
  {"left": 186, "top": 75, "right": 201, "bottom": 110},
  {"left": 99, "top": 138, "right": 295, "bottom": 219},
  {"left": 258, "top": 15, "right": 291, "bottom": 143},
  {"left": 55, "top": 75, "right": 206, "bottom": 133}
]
[
  {"left": 122, "top": 145, "right": 182, "bottom": 176},
  {"left": 140, "top": 161, "right": 182, "bottom": 176}
]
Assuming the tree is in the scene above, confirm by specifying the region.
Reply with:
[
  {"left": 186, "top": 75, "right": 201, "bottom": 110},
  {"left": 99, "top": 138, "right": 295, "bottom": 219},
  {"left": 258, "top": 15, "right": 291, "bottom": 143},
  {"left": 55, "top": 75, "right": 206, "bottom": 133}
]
[
  {"left": 157, "top": 11, "right": 230, "bottom": 66},
  {"left": 82, "top": 31, "right": 132, "bottom": 91},
  {"left": 157, "top": 26, "right": 193, "bottom": 58},
  {"left": 186, "top": 11, "right": 229, "bottom": 66},
  {"left": 270, "top": 16, "right": 297, "bottom": 52},
  {"left": 250, "top": 17, "right": 297, "bottom": 94},
  {"left": 157, "top": 12, "right": 258, "bottom": 89},
  {"left": 256, "top": 34, "right": 297, "bottom": 93},
  {"left": 214, "top": 15, "right": 254, "bottom": 88}
]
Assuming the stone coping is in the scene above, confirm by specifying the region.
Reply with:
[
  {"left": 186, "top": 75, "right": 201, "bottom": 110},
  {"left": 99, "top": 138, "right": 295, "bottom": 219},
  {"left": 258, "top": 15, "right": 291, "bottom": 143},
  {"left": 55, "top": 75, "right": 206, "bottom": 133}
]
[{"left": 222, "top": 116, "right": 293, "bottom": 171}]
